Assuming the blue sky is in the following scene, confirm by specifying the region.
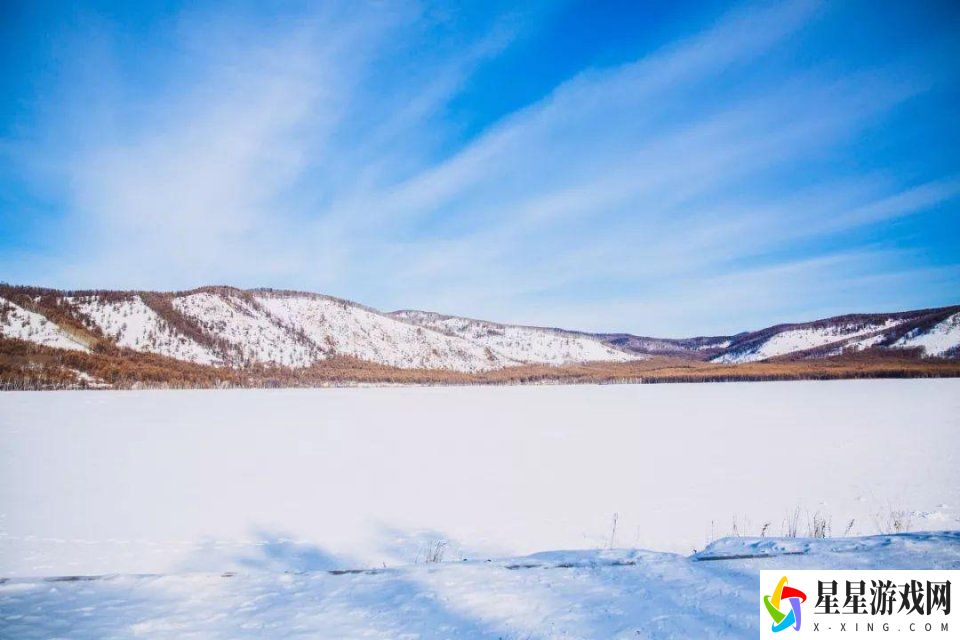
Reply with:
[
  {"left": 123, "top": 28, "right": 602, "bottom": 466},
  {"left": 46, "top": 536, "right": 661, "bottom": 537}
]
[{"left": 1, "top": 0, "right": 958, "bottom": 336}]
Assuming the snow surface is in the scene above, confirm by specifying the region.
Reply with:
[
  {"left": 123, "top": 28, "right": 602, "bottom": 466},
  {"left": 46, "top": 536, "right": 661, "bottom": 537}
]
[
  {"left": 70, "top": 295, "right": 221, "bottom": 365},
  {"left": 0, "top": 297, "right": 89, "bottom": 352},
  {"left": 893, "top": 312, "right": 960, "bottom": 357},
  {"left": 256, "top": 294, "right": 507, "bottom": 372},
  {"left": 713, "top": 319, "right": 903, "bottom": 363},
  {"left": 1, "top": 380, "right": 957, "bottom": 578},
  {"left": 392, "top": 311, "right": 638, "bottom": 365},
  {"left": 1, "top": 532, "right": 957, "bottom": 639},
  {"left": 171, "top": 292, "right": 317, "bottom": 367}
]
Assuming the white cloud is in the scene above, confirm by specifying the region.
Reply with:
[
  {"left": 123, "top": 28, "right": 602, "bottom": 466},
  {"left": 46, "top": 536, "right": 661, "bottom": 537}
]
[{"left": 5, "top": 0, "right": 958, "bottom": 336}]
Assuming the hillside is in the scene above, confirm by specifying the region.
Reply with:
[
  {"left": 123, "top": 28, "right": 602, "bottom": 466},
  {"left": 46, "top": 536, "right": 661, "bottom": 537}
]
[
  {"left": 0, "top": 285, "right": 634, "bottom": 374},
  {"left": 389, "top": 309, "right": 636, "bottom": 365},
  {"left": 585, "top": 307, "right": 960, "bottom": 362}
]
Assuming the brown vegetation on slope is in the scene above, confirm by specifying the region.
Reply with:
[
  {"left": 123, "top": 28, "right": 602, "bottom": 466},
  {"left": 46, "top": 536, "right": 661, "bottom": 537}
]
[{"left": 2, "top": 336, "right": 958, "bottom": 391}]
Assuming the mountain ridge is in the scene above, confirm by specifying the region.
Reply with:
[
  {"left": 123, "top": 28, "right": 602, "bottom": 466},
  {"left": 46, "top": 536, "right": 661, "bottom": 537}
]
[
  {"left": 2, "top": 283, "right": 958, "bottom": 389},
  {"left": 586, "top": 304, "right": 960, "bottom": 362}
]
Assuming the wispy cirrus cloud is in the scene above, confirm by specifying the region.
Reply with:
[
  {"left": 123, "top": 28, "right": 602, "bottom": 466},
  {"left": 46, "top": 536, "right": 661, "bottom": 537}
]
[{"left": 1, "top": 0, "right": 958, "bottom": 335}]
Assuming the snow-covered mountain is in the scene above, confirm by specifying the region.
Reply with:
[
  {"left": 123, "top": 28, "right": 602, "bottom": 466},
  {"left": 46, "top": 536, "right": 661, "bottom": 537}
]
[
  {"left": 250, "top": 292, "right": 509, "bottom": 371},
  {"left": 592, "top": 306, "right": 960, "bottom": 362},
  {"left": 0, "top": 286, "right": 634, "bottom": 373},
  {"left": 1, "top": 285, "right": 957, "bottom": 375},
  {"left": 709, "top": 307, "right": 960, "bottom": 363},
  {"left": 400, "top": 305, "right": 960, "bottom": 364},
  {"left": 390, "top": 309, "right": 637, "bottom": 366}
]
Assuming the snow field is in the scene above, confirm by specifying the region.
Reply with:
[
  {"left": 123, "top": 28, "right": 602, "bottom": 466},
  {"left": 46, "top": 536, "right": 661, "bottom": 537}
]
[
  {"left": 1, "top": 533, "right": 957, "bottom": 639},
  {"left": 1, "top": 380, "right": 957, "bottom": 577}
]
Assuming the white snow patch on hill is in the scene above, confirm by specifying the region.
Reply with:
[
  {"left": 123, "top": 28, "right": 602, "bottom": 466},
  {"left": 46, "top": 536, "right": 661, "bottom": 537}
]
[
  {"left": 893, "top": 312, "right": 960, "bottom": 357},
  {"left": 714, "top": 319, "right": 903, "bottom": 363},
  {"left": 71, "top": 295, "right": 221, "bottom": 365},
  {"left": 69, "top": 369, "right": 110, "bottom": 387},
  {"left": 0, "top": 297, "right": 89, "bottom": 352},
  {"left": 699, "top": 339, "right": 730, "bottom": 350},
  {"left": 393, "top": 311, "right": 638, "bottom": 365},
  {"left": 257, "top": 295, "right": 507, "bottom": 372},
  {"left": 843, "top": 332, "right": 887, "bottom": 352},
  {"left": 172, "top": 292, "right": 316, "bottom": 367}
]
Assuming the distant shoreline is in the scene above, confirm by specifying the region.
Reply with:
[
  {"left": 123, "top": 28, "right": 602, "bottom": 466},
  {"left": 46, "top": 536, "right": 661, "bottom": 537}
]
[{"left": 4, "top": 348, "right": 959, "bottom": 391}]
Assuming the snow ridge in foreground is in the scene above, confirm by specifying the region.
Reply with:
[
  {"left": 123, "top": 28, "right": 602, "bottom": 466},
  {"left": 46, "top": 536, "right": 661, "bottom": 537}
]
[{"left": 2, "top": 532, "right": 957, "bottom": 640}]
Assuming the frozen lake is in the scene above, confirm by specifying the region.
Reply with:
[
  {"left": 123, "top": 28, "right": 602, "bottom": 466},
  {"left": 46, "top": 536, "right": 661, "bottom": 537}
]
[{"left": 1, "top": 380, "right": 958, "bottom": 576}]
